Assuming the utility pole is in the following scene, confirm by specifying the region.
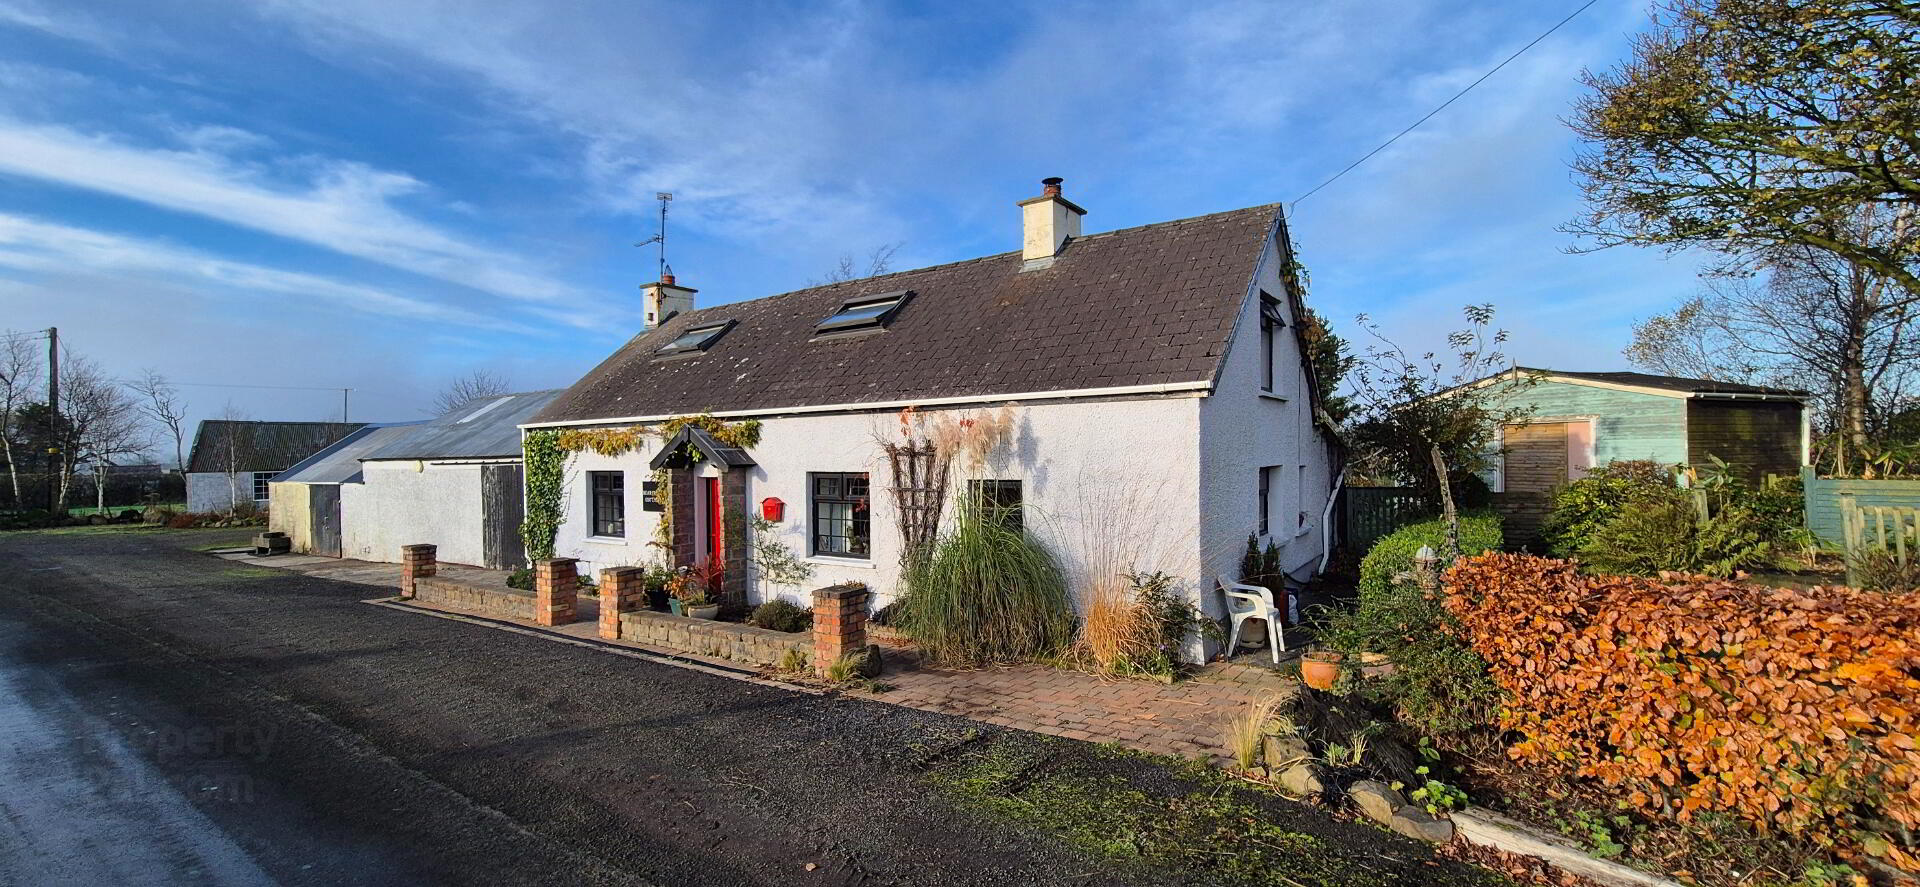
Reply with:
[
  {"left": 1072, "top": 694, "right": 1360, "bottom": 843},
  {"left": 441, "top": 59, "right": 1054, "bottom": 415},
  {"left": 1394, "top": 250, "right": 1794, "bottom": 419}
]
[
  {"left": 341, "top": 388, "right": 349, "bottom": 423},
  {"left": 44, "top": 326, "right": 58, "bottom": 514}
]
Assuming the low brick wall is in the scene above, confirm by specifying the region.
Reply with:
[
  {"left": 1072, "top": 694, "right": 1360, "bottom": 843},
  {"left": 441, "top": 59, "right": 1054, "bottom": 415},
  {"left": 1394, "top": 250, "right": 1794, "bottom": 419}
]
[
  {"left": 413, "top": 574, "right": 534, "bottom": 621},
  {"left": 619, "top": 610, "right": 807, "bottom": 668}
]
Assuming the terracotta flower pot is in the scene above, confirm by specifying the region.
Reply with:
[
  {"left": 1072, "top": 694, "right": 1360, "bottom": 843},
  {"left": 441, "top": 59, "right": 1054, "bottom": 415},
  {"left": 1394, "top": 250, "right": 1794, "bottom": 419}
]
[{"left": 1301, "top": 652, "right": 1343, "bottom": 690}]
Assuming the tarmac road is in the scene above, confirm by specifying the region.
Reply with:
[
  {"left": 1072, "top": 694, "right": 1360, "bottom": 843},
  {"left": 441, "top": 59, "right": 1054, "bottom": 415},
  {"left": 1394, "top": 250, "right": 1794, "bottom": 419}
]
[{"left": 0, "top": 527, "right": 1499, "bottom": 887}]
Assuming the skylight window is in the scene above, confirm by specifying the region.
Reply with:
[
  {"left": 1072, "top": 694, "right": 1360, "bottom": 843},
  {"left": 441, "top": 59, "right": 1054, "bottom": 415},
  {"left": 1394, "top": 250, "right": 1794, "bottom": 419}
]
[
  {"left": 815, "top": 291, "right": 911, "bottom": 336},
  {"left": 655, "top": 320, "right": 734, "bottom": 358}
]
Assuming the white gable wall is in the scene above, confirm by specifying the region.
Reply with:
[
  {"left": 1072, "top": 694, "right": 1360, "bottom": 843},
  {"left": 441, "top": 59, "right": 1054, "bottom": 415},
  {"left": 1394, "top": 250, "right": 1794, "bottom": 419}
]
[
  {"left": 342, "top": 461, "right": 488, "bottom": 568},
  {"left": 552, "top": 396, "right": 1207, "bottom": 615},
  {"left": 187, "top": 471, "right": 271, "bottom": 513},
  {"left": 1197, "top": 232, "right": 1338, "bottom": 616}
]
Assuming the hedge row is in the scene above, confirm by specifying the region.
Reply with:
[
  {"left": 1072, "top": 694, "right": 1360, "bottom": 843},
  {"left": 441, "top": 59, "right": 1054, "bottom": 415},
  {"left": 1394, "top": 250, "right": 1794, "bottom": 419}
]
[{"left": 1443, "top": 553, "right": 1920, "bottom": 872}]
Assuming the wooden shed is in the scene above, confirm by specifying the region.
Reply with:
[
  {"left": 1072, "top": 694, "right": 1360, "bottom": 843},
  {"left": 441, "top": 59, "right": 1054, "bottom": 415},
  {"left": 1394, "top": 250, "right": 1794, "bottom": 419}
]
[{"left": 1468, "top": 368, "right": 1809, "bottom": 546}]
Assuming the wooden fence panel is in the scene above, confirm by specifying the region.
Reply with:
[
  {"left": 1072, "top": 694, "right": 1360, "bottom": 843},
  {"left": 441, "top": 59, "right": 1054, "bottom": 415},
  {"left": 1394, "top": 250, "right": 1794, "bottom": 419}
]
[
  {"left": 1801, "top": 466, "right": 1920, "bottom": 547},
  {"left": 1340, "top": 486, "right": 1433, "bottom": 553}
]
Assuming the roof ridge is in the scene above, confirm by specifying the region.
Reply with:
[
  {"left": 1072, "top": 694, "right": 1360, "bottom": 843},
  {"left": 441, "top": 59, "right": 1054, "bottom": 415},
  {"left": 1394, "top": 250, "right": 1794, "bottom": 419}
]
[{"left": 675, "top": 202, "right": 1284, "bottom": 320}]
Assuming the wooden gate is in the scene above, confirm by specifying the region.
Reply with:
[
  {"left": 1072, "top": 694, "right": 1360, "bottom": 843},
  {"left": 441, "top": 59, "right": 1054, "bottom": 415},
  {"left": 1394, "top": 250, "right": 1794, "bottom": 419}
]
[
  {"left": 308, "top": 484, "right": 342, "bottom": 558},
  {"left": 1841, "top": 495, "right": 1919, "bottom": 586},
  {"left": 481, "top": 464, "right": 526, "bottom": 570}
]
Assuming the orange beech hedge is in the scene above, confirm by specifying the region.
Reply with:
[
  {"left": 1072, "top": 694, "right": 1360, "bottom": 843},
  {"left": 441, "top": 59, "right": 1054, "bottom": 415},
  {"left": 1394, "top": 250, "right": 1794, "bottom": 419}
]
[{"left": 1442, "top": 553, "right": 1920, "bottom": 872}]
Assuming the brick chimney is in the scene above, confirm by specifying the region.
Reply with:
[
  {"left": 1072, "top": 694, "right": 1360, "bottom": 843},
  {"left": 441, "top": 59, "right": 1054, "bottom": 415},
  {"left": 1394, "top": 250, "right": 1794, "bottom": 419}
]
[
  {"left": 642, "top": 273, "right": 697, "bottom": 329},
  {"left": 1017, "top": 176, "right": 1085, "bottom": 269}
]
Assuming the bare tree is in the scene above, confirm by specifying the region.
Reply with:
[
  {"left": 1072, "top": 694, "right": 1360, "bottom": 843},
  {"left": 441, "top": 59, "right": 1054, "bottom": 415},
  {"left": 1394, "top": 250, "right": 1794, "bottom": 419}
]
[
  {"left": 129, "top": 369, "right": 188, "bottom": 474},
  {"left": 51, "top": 354, "right": 148, "bottom": 512},
  {"left": 814, "top": 242, "right": 903, "bottom": 285},
  {"left": 433, "top": 369, "right": 511, "bottom": 415},
  {"left": 1626, "top": 207, "right": 1920, "bottom": 467},
  {"left": 0, "top": 331, "right": 41, "bottom": 508},
  {"left": 214, "top": 403, "right": 257, "bottom": 513}
]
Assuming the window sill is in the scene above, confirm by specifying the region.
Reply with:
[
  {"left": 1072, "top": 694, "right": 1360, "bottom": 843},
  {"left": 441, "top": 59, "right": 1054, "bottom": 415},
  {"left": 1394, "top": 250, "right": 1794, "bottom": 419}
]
[
  {"left": 584, "top": 536, "right": 629, "bottom": 546},
  {"left": 806, "top": 555, "right": 876, "bottom": 570},
  {"left": 1258, "top": 392, "right": 1289, "bottom": 403}
]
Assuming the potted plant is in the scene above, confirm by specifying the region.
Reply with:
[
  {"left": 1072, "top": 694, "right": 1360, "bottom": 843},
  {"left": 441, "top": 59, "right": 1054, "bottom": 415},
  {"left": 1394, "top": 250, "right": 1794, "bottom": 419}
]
[
  {"left": 665, "top": 559, "right": 724, "bottom": 619},
  {"left": 1300, "top": 649, "right": 1343, "bottom": 691}
]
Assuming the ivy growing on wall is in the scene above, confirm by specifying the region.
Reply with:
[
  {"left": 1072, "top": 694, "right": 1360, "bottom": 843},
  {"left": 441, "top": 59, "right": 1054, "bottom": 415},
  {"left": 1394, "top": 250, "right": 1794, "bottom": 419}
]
[
  {"left": 518, "top": 414, "right": 764, "bottom": 563},
  {"left": 521, "top": 430, "right": 567, "bottom": 561}
]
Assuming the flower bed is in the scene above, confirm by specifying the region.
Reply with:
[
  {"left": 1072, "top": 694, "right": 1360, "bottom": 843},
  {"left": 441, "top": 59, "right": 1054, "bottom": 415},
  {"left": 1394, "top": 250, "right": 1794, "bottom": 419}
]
[{"left": 619, "top": 609, "right": 806, "bottom": 668}]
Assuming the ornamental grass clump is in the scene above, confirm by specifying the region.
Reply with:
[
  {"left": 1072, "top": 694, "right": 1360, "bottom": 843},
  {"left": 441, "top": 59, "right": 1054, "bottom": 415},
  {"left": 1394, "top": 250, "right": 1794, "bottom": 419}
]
[{"left": 898, "top": 498, "right": 1074, "bottom": 666}]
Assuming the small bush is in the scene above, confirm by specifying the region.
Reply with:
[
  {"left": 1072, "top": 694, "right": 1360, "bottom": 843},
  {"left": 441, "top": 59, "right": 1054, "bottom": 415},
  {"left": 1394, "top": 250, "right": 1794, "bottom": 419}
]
[
  {"left": 1317, "top": 514, "right": 1504, "bottom": 736},
  {"left": 506, "top": 567, "right": 533, "bottom": 590},
  {"left": 748, "top": 599, "right": 812, "bottom": 633},
  {"left": 898, "top": 500, "right": 1074, "bottom": 665},
  {"left": 1357, "top": 513, "right": 1504, "bottom": 597},
  {"left": 1851, "top": 550, "right": 1920, "bottom": 592},
  {"left": 823, "top": 650, "right": 868, "bottom": 682},
  {"left": 1540, "top": 460, "right": 1679, "bottom": 556},
  {"left": 1445, "top": 553, "right": 1920, "bottom": 873}
]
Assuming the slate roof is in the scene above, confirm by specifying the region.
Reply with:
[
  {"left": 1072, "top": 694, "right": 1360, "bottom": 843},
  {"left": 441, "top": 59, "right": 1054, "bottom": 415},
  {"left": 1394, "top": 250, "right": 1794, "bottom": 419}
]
[
  {"left": 272, "top": 424, "right": 429, "bottom": 484},
  {"left": 365, "top": 390, "right": 563, "bottom": 461},
  {"left": 533, "top": 203, "right": 1283, "bottom": 424},
  {"left": 185, "top": 421, "right": 366, "bottom": 474},
  {"left": 1517, "top": 368, "right": 1807, "bottom": 398}
]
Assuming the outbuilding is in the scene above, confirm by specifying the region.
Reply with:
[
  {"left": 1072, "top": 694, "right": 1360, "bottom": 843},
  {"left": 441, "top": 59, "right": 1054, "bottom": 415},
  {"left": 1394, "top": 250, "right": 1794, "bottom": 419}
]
[{"left": 185, "top": 420, "right": 364, "bottom": 513}]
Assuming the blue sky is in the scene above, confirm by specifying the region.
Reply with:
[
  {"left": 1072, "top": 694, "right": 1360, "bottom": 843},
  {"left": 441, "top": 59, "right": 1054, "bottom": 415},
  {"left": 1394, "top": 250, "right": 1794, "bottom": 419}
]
[{"left": 0, "top": 0, "right": 1703, "bottom": 443}]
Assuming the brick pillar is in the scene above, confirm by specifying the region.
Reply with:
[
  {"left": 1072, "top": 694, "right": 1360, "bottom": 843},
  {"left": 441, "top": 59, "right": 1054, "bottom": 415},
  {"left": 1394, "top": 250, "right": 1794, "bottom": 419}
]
[
  {"left": 400, "top": 544, "right": 436, "bottom": 599},
  {"left": 670, "top": 470, "right": 696, "bottom": 568},
  {"left": 599, "top": 566, "right": 644, "bottom": 640},
  {"left": 719, "top": 468, "right": 750, "bottom": 611},
  {"left": 533, "top": 558, "right": 579, "bottom": 626},
  {"left": 812, "top": 583, "right": 870, "bottom": 676}
]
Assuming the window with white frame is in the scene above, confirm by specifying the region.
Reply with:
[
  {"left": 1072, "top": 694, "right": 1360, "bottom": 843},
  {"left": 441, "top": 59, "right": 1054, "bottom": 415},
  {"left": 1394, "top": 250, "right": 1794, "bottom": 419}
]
[
  {"left": 252, "top": 472, "right": 273, "bottom": 501},
  {"left": 1258, "top": 466, "right": 1277, "bottom": 536}
]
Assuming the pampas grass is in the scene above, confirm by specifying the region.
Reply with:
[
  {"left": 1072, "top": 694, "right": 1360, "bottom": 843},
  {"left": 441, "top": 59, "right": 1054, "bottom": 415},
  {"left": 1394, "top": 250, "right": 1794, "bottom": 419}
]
[{"left": 898, "top": 491, "right": 1074, "bottom": 665}]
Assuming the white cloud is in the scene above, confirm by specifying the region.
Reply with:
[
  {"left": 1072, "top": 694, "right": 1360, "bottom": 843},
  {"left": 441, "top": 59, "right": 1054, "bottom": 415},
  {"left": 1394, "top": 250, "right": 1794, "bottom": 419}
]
[
  {"left": 0, "top": 0, "right": 116, "bottom": 48},
  {"left": 0, "top": 211, "right": 532, "bottom": 333},
  {"left": 0, "top": 119, "right": 590, "bottom": 307}
]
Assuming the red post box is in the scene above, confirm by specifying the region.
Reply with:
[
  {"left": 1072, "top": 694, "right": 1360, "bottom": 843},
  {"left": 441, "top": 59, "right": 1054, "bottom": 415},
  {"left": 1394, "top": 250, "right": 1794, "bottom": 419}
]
[{"left": 760, "top": 497, "right": 785, "bottom": 522}]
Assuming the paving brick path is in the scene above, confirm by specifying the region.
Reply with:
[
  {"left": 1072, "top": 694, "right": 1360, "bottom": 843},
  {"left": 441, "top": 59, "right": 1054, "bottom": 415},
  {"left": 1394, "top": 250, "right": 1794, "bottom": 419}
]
[{"left": 872, "top": 660, "right": 1299, "bottom": 761}]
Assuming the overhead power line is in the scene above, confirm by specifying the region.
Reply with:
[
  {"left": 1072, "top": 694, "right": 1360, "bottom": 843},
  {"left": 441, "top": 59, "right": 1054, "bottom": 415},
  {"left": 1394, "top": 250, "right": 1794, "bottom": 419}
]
[{"left": 1290, "top": 0, "right": 1601, "bottom": 208}]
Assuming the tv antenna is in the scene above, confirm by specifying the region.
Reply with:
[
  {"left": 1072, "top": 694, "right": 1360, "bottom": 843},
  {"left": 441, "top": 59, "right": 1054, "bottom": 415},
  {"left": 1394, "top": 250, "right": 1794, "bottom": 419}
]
[{"left": 635, "top": 192, "right": 673, "bottom": 281}]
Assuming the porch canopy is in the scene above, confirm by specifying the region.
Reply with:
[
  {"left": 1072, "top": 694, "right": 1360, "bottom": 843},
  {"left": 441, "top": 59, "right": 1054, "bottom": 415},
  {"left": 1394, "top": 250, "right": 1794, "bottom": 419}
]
[{"left": 647, "top": 426, "right": 757, "bottom": 471}]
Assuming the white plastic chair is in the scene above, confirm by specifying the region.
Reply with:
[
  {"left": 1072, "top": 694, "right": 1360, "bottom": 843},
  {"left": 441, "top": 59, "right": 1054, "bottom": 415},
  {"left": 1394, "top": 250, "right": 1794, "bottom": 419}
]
[{"left": 1217, "top": 575, "right": 1286, "bottom": 664}]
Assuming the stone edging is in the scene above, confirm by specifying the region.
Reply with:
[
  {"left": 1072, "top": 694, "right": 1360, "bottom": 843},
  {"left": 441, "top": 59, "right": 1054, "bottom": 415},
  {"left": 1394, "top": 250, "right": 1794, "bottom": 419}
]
[{"left": 1451, "top": 807, "right": 1682, "bottom": 887}]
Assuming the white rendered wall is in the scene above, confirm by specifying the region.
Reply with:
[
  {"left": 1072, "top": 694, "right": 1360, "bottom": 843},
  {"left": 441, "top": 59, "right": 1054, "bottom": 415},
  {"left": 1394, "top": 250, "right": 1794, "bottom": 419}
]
[
  {"left": 342, "top": 461, "right": 487, "bottom": 567},
  {"left": 1197, "top": 232, "right": 1340, "bottom": 621},
  {"left": 550, "top": 397, "right": 1207, "bottom": 616},
  {"left": 187, "top": 472, "right": 261, "bottom": 513}
]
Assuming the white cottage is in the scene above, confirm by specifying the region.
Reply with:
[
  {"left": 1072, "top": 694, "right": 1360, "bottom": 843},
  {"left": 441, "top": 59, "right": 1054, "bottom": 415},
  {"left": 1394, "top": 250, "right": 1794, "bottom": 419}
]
[{"left": 526, "top": 180, "right": 1340, "bottom": 640}]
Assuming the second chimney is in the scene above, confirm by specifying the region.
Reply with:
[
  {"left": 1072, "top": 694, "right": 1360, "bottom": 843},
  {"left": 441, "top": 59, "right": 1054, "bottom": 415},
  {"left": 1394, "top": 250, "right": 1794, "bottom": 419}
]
[
  {"left": 1017, "top": 176, "right": 1085, "bottom": 269},
  {"left": 642, "top": 273, "right": 697, "bottom": 328}
]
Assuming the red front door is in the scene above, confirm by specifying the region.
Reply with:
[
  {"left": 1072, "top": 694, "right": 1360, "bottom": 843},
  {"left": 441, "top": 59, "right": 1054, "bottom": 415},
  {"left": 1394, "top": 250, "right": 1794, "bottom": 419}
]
[{"left": 703, "top": 476, "right": 723, "bottom": 574}]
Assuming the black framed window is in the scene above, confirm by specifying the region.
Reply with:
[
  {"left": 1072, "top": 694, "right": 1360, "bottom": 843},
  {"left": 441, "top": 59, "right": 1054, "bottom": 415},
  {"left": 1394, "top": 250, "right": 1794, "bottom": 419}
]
[
  {"left": 252, "top": 472, "right": 273, "bottom": 501},
  {"left": 655, "top": 320, "right": 735, "bottom": 358},
  {"left": 590, "top": 471, "right": 625, "bottom": 537},
  {"left": 1258, "top": 292, "right": 1285, "bottom": 393},
  {"left": 968, "top": 479, "right": 1024, "bottom": 531},
  {"left": 1258, "top": 466, "right": 1275, "bottom": 536},
  {"left": 814, "top": 291, "right": 911, "bottom": 336},
  {"left": 809, "top": 472, "right": 870, "bottom": 558}
]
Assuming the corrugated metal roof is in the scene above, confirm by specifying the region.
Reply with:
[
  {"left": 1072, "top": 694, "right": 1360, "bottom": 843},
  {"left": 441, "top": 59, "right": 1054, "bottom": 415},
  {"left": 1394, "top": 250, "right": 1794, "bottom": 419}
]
[
  {"left": 186, "top": 421, "right": 366, "bottom": 473},
  {"left": 272, "top": 424, "right": 429, "bottom": 484},
  {"left": 364, "top": 390, "right": 562, "bottom": 461}
]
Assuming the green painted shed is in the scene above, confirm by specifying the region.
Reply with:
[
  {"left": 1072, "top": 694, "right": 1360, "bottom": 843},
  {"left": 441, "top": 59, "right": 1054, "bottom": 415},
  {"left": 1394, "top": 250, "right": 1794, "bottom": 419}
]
[{"left": 1468, "top": 368, "right": 1809, "bottom": 545}]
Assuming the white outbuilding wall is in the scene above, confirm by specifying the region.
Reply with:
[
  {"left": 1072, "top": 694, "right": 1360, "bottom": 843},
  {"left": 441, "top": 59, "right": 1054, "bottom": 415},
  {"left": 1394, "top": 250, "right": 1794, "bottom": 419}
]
[
  {"left": 552, "top": 396, "right": 1208, "bottom": 615},
  {"left": 187, "top": 471, "right": 267, "bottom": 513},
  {"left": 342, "top": 460, "right": 488, "bottom": 567}
]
